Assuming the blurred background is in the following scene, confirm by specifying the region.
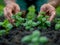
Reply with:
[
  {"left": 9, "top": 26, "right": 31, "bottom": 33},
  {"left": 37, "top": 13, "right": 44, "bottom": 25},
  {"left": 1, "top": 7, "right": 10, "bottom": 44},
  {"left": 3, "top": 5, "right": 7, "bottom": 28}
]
[{"left": 0, "top": 0, "right": 60, "bottom": 16}]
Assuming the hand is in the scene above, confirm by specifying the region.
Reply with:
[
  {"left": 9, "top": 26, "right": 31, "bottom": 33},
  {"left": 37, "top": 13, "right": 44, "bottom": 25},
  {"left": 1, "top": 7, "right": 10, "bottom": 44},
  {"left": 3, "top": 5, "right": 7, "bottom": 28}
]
[
  {"left": 40, "top": 4, "right": 56, "bottom": 22},
  {"left": 4, "top": 2, "right": 20, "bottom": 24}
]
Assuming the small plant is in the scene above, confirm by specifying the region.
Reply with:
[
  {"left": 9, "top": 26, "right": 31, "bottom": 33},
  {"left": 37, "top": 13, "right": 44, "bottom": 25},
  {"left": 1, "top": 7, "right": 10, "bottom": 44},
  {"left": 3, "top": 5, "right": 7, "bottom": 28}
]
[
  {"left": 12, "top": 12, "right": 24, "bottom": 27},
  {"left": 26, "top": 5, "right": 36, "bottom": 20},
  {"left": 37, "top": 12, "right": 51, "bottom": 29},
  {"left": 0, "top": 20, "right": 13, "bottom": 30},
  {"left": 0, "top": 30, "right": 6, "bottom": 36},
  {"left": 55, "top": 20, "right": 60, "bottom": 30},
  {"left": 0, "top": 20, "right": 13, "bottom": 36},
  {"left": 23, "top": 20, "right": 38, "bottom": 30},
  {"left": 0, "top": 12, "right": 4, "bottom": 16},
  {"left": 21, "top": 30, "right": 48, "bottom": 45},
  {"left": 55, "top": 24, "right": 60, "bottom": 30}
]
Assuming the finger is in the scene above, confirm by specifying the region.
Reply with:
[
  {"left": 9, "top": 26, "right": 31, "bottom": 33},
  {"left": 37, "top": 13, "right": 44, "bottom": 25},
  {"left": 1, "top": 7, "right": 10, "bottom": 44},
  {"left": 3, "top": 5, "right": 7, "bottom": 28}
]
[
  {"left": 14, "top": 5, "right": 20, "bottom": 14},
  {"left": 40, "top": 6, "right": 46, "bottom": 12},
  {"left": 49, "top": 11, "right": 56, "bottom": 22},
  {"left": 4, "top": 7, "right": 14, "bottom": 23}
]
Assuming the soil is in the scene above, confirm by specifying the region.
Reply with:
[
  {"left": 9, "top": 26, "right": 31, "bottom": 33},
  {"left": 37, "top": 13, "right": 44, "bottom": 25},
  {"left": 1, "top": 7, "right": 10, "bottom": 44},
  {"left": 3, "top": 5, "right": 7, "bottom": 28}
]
[{"left": 0, "top": 15, "right": 60, "bottom": 45}]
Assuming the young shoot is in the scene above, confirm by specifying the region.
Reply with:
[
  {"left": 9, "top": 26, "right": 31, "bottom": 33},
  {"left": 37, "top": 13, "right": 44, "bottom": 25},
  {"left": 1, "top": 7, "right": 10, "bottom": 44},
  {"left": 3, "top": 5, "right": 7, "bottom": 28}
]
[
  {"left": 12, "top": 12, "right": 24, "bottom": 27},
  {"left": 21, "top": 30, "right": 48, "bottom": 45},
  {"left": 37, "top": 12, "right": 51, "bottom": 29},
  {"left": 26, "top": 5, "right": 36, "bottom": 20}
]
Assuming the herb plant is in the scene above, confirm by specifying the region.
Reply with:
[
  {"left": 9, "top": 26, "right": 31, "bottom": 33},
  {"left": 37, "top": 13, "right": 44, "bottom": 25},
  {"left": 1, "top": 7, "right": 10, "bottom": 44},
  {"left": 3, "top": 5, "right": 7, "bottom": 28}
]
[
  {"left": 0, "top": 20, "right": 13, "bottom": 36},
  {"left": 0, "top": 20, "right": 13, "bottom": 30},
  {"left": 26, "top": 5, "right": 36, "bottom": 20},
  {"left": 12, "top": 12, "right": 24, "bottom": 27},
  {"left": 21, "top": 30, "right": 48, "bottom": 45},
  {"left": 37, "top": 12, "right": 51, "bottom": 29},
  {"left": 0, "top": 30, "right": 6, "bottom": 36},
  {"left": 55, "top": 19, "right": 60, "bottom": 30},
  {"left": 23, "top": 20, "right": 38, "bottom": 30}
]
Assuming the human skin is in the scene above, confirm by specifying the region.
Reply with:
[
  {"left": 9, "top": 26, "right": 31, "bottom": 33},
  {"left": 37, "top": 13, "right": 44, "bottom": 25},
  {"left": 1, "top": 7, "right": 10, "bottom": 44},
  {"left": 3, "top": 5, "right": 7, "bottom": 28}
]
[{"left": 4, "top": 0, "right": 60, "bottom": 23}]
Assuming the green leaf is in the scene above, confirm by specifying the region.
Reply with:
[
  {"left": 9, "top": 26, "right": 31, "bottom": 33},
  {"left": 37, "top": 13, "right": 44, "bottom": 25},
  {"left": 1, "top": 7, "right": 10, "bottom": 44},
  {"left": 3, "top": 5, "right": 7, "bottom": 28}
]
[
  {"left": 31, "top": 37, "right": 39, "bottom": 43},
  {"left": 39, "top": 36, "right": 48, "bottom": 43},
  {"left": 32, "top": 30, "right": 40, "bottom": 38},
  {"left": 11, "top": 15, "right": 16, "bottom": 19},
  {"left": 39, "top": 12, "right": 46, "bottom": 15},
  {"left": 26, "top": 26, "right": 31, "bottom": 30},
  {"left": 28, "top": 5, "right": 35, "bottom": 12},
  {"left": 37, "top": 15, "right": 43, "bottom": 21},
  {"left": 0, "top": 22, "right": 3, "bottom": 26},
  {"left": 21, "top": 35, "right": 32, "bottom": 42},
  {"left": 0, "top": 30, "right": 6, "bottom": 36},
  {"left": 45, "top": 16, "right": 49, "bottom": 19},
  {"left": 29, "top": 43, "right": 39, "bottom": 45},
  {"left": 27, "top": 12, "right": 36, "bottom": 20},
  {"left": 3, "top": 20, "right": 9, "bottom": 26},
  {"left": 16, "top": 12, "right": 22, "bottom": 16},
  {"left": 15, "top": 22, "right": 20, "bottom": 27},
  {"left": 45, "top": 21, "right": 51, "bottom": 27},
  {"left": 42, "top": 18, "right": 46, "bottom": 22},
  {"left": 32, "top": 22, "right": 38, "bottom": 27},
  {"left": 6, "top": 23, "right": 13, "bottom": 30},
  {"left": 55, "top": 24, "right": 60, "bottom": 30}
]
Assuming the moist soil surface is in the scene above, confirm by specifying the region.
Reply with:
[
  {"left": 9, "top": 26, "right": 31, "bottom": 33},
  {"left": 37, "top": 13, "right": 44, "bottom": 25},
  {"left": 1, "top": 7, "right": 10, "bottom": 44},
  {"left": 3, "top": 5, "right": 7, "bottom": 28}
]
[{"left": 0, "top": 16, "right": 60, "bottom": 45}]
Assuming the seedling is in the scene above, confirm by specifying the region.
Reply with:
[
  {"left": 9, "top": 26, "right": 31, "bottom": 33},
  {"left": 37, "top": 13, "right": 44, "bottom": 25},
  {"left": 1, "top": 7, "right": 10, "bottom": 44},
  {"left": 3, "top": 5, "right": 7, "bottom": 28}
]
[
  {"left": 23, "top": 20, "right": 38, "bottom": 30},
  {"left": 0, "top": 20, "right": 13, "bottom": 36},
  {"left": 55, "top": 19, "right": 60, "bottom": 30},
  {"left": 0, "top": 30, "right": 6, "bottom": 36},
  {"left": 21, "top": 30, "right": 48, "bottom": 45},
  {"left": 0, "top": 12, "right": 4, "bottom": 16},
  {"left": 12, "top": 12, "right": 24, "bottom": 27},
  {"left": 37, "top": 12, "right": 51, "bottom": 29},
  {"left": 26, "top": 5, "right": 36, "bottom": 20},
  {"left": 55, "top": 24, "right": 60, "bottom": 30},
  {"left": 0, "top": 20, "right": 13, "bottom": 30}
]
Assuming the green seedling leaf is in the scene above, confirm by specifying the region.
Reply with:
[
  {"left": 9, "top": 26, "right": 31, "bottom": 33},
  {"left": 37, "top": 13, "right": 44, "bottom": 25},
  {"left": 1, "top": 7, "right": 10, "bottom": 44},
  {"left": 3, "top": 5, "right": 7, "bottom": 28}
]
[
  {"left": 39, "top": 12, "right": 46, "bottom": 15},
  {"left": 12, "top": 12, "right": 24, "bottom": 27},
  {"left": 45, "top": 21, "right": 51, "bottom": 27},
  {"left": 29, "top": 43, "right": 39, "bottom": 45},
  {"left": 26, "top": 13, "right": 36, "bottom": 20},
  {"left": 6, "top": 23, "right": 13, "bottom": 30},
  {"left": 31, "top": 37, "right": 39, "bottom": 43},
  {"left": 14, "top": 22, "right": 20, "bottom": 27},
  {"left": 2, "top": 20, "right": 9, "bottom": 27},
  {"left": 15, "top": 12, "right": 22, "bottom": 16},
  {"left": 32, "top": 30, "right": 40, "bottom": 38},
  {"left": 45, "top": 16, "right": 49, "bottom": 19},
  {"left": 25, "top": 26, "right": 31, "bottom": 30},
  {"left": 24, "top": 20, "right": 37, "bottom": 30},
  {"left": 1, "top": 19, "right": 13, "bottom": 30},
  {"left": 0, "top": 30, "right": 6, "bottom": 36},
  {"left": 37, "top": 15, "right": 43, "bottom": 21},
  {"left": 55, "top": 24, "right": 60, "bottom": 30},
  {"left": 39, "top": 36, "right": 48, "bottom": 43},
  {"left": 21, "top": 35, "right": 32, "bottom": 42},
  {"left": 42, "top": 18, "right": 46, "bottom": 22},
  {"left": 0, "top": 22, "right": 3, "bottom": 26},
  {"left": 28, "top": 5, "right": 35, "bottom": 12}
]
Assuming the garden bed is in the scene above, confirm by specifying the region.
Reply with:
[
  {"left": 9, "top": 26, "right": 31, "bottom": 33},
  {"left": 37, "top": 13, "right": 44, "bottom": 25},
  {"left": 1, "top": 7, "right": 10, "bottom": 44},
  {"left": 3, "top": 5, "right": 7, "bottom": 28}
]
[{"left": 0, "top": 6, "right": 60, "bottom": 45}]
